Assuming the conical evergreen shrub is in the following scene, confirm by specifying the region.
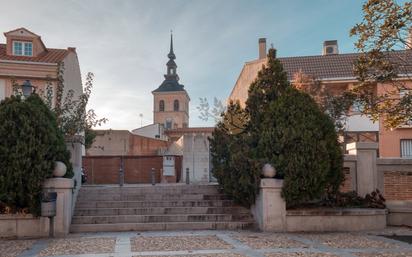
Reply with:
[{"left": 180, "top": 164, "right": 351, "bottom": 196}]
[
  {"left": 258, "top": 87, "right": 343, "bottom": 206},
  {"left": 210, "top": 48, "right": 343, "bottom": 207},
  {"left": 0, "top": 94, "right": 72, "bottom": 215}
]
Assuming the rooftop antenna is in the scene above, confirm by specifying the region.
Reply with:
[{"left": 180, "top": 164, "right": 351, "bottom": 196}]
[{"left": 139, "top": 113, "right": 143, "bottom": 127}]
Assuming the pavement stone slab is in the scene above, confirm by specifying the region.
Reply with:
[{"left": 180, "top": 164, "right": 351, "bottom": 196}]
[
  {"left": 0, "top": 240, "right": 35, "bottom": 257},
  {"left": 131, "top": 235, "right": 233, "bottom": 252},
  {"left": 38, "top": 237, "right": 116, "bottom": 256},
  {"left": 1, "top": 227, "right": 411, "bottom": 257}
]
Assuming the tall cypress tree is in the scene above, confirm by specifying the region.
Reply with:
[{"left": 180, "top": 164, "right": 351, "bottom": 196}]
[{"left": 211, "top": 48, "right": 344, "bottom": 207}]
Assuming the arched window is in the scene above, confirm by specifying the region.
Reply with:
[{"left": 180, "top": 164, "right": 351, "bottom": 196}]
[
  {"left": 159, "top": 100, "right": 165, "bottom": 112},
  {"left": 174, "top": 99, "right": 179, "bottom": 111}
]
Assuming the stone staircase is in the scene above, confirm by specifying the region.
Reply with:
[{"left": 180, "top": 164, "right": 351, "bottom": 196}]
[{"left": 70, "top": 184, "right": 255, "bottom": 233}]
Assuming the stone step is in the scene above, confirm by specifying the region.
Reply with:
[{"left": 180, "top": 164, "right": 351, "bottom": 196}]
[
  {"left": 79, "top": 185, "right": 222, "bottom": 195},
  {"left": 78, "top": 194, "right": 229, "bottom": 201},
  {"left": 74, "top": 206, "right": 250, "bottom": 216},
  {"left": 72, "top": 213, "right": 252, "bottom": 224},
  {"left": 75, "top": 200, "right": 235, "bottom": 209},
  {"left": 70, "top": 221, "right": 255, "bottom": 233}
]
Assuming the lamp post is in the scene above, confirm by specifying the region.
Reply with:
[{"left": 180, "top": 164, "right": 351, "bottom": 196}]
[{"left": 21, "top": 80, "right": 34, "bottom": 98}]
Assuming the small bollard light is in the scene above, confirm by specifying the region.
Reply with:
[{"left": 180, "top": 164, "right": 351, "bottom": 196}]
[
  {"left": 151, "top": 168, "right": 156, "bottom": 185},
  {"left": 185, "top": 168, "right": 190, "bottom": 184}
]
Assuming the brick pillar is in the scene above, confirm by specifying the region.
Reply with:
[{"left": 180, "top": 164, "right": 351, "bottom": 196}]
[
  {"left": 252, "top": 179, "right": 286, "bottom": 231},
  {"left": 347, "top": 142, "right": 379, "bottom": 197}
]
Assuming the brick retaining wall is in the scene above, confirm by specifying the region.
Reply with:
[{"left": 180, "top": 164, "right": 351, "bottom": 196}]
[{"left": 383, "top": 171, "right": 412, "bottom": 200}]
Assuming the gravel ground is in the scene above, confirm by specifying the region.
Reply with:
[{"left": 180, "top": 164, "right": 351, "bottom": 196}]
[
  {"left": 134, "top": 254, "right": 246, "bottom": 257},
  {"left": 265, "top": 253, "right": 339, "bottom": 257},
  {"left": 38, "top": 237, "right": 116, "bottom": 256},
  {"left": 299, "top": 233, "right": 399, "bottom": 249},
  {"left": 234, "top": 233, "right": 307, "bottom": 249},
  {"left": 0, "top": 240, "right": 34, "bottom": 257},
  {"left": 131, "top": 235, "right": 232, "bottom": 252},
  {"left": 2, "top": 228, "right": 411, "bottom": 257},
  {"left": 354, "top": 253, "right": 412, "bottom": 257}
]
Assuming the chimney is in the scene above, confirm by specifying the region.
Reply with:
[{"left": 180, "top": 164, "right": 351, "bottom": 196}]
[
  {"left": 322, "top": 40, "right": 339, "bottom": 55},
  {"left": 259, "top": 38, "right": 267, "bottom": 59}
]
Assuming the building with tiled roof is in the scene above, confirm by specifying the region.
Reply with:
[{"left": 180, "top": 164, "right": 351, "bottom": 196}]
[
  {"left": 229, "top": 38, "right": 412, "bottom": 158},
  {"left": 0, "top": 27, "right": 82, "bottom": 104}
]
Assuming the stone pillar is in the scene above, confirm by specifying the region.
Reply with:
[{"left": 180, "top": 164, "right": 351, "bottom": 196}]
[
  {"left": 347, "top": 142, "right": 379, "bottom": 197},
  {"left": 252, "top": 179, "right": 286, "bottom": 232},
  {"left": 43, "top": 178, "right": 74, "bottom": 236},
  {"left": 66, "top": 139, "right": 83, "bottom": 215}
]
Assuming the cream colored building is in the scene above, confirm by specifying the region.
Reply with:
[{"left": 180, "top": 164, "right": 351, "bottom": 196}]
[{"left": 0, "top": 27, "right": 82, "bottom": 104}]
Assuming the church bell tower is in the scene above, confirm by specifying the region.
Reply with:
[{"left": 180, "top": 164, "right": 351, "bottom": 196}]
[{"left": 152, "top": 32, "right": 190, "bottom": 129}]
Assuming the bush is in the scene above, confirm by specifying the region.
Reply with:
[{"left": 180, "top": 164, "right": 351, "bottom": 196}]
[
  {"left": 258, "top": 87, "right": 343, "bottom": 207},
  {"left": 0, "top": 94, "right": 72, "bottom": 215},
  {"left": 211, "top": 102, "right": 260, "bottom": 207},
  {"left": 210, "top": 48, "right": 344, "bottom": 207}
]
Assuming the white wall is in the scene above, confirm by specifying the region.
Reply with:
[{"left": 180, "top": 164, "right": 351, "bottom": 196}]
[
  {"left": 182, "top": 133, "right": 211, "bottom": 183},
  {"left": 62, "top": 51, "right": 82, "bottom": 99},
  {"left": 0, "top": 79, "right": 5, "bottom": 101},
  {"left": 132, "top": 123, "right": 167, "bottom": 140},
  {"left": 345, "top": 114, "right": 379, "bottom": 132}
]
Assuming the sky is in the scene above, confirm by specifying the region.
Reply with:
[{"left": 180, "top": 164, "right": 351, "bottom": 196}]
[{"left": 0, "top": 0, "right": 365, "bottom": 130}]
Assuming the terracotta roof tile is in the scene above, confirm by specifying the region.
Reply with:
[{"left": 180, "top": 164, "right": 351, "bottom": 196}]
[
  {"left": 0, "top": 43, "right": 69, "bottom": 64},
  {"left": 249, "top": 50, "right": 412, "bottom": 80}
]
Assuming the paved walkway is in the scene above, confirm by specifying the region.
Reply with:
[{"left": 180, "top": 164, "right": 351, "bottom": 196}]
[{"left": 1, "top": 227, "right": 412, "bottom": 257}]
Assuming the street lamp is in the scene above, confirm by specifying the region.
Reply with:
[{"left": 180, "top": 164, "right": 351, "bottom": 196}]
[{"left": 21, "top": 80, "right": 34, "bottom": 98}]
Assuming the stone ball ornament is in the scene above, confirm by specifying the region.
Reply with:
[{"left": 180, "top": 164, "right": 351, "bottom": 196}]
[
  {"left": 262, "top": 163, "right": 276, "bottom": 178},
  {"left": 53, "top": 161, "right": 67, "bottom": 177}
]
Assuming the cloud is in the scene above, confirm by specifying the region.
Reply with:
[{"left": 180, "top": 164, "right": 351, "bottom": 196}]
[{"left": 0, "top": 0, "right": 363, "bottom": 129}]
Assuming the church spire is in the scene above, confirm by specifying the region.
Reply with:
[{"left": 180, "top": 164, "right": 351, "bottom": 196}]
[
  {"left": 168, "top": 31, "right": 175, "bottom": 60},
  {"left": 165, "top": 31, "right": 178, "bottom": 81}
]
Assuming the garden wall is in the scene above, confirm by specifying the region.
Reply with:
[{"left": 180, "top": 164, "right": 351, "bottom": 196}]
[
  {"left": 253, "top": 142, "right": 412, "bottom": 232},
  {"left": 343, "top": 156, "right": 412, "bottom": 200},
  {"left": 82, "top": 155, "right": 182, "bottom": 184}
]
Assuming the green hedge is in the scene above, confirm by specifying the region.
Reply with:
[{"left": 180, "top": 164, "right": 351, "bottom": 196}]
[{"left": 0, "top": 94, "right": 72, "bottom": 215}]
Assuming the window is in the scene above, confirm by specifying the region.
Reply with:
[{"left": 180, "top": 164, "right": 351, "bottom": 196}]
[
  {"left": 401, "top": 139, "right": 412, "bottom": 158},
  {"left": 352, "top": 100, "right": 364, "bottom": 113},
  {"left": 165, "top": 119, "right": 172, "bottom": 129},
  {"left": 159, "top": 100, "right": 165, "bottom": 112},
  {"left": 13, "top": 41, "right": 33, "bottom": 56},
  {"left": 13, "top": 42, "right": 22, "bottom": 55},
  {"left": 174, "top": 99, "right": 179, "bottom": 111}
]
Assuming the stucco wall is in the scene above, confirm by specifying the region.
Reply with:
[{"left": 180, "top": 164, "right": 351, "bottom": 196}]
[
  {"left": 62, "top": 51, "right": 82, "bottom": 100},
  {"left": 87, "top": 130, "right": 168, "bottom": 156}
]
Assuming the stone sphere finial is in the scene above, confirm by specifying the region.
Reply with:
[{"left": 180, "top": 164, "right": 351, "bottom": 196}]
[
  {"left": 53, "top": 161, "right": 67, "bottom": 177},
  {"left": 262, "top": 163, "right": 276, "bottom": 178}
]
